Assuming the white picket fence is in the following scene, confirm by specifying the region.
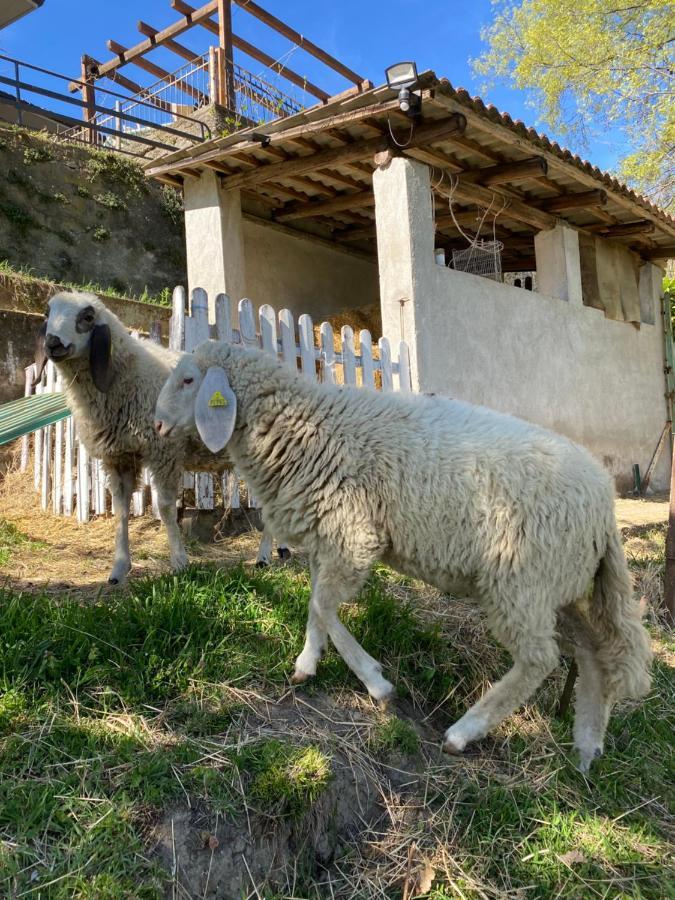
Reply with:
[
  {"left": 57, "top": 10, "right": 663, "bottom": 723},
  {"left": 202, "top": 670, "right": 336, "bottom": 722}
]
[{"left": 25, "top": 287, "right": 412, "bottom": 522}]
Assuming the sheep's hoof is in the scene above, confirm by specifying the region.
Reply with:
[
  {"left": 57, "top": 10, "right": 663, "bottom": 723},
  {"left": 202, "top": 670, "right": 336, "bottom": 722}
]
[
  {"left": 277, "top": 547, "right": 292, "bottom": 561},
  {"left": 576, "top": 746, "right": 602, "bottom": 774},
  {"left": 368, "top": 680, "right": 395, "bottom": 706},
  {"left": 290, "top": 669, "right": 312, "bottom": 685},
  {"left": 255, "top": 559, "right": 270, "bottom": 569},
  {"left": 441, "top": 738, "right": 466, "bottom": 756}
]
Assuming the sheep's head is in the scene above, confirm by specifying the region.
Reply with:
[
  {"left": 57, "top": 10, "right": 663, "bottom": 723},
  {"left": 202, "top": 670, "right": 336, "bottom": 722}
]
[
  {"left": 36, "top": 291, "right": 113, "bottom": 392},
  {"left": 155, "top": 351, "right": 237, "bottom": 453}
]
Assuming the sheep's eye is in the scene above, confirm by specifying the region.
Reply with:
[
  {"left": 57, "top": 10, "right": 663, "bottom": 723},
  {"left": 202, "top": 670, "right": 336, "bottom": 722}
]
[{"left": 183, "top": 377, "right": 194, "bottom": 385}]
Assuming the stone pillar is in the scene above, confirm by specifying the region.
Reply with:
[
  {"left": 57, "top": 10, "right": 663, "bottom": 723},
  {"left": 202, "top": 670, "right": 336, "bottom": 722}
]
[
  {"left": 183, "top": 170, "right": 247, "bottom": 321},
  {"left": 534, "top": 223, "right": 583, "bottom": 305},
  {"left": 638, "top": 261, "right": 663, "bottom": 325},
  {"left": 373, "top": 154, "right": 435, "bottom": 391}
]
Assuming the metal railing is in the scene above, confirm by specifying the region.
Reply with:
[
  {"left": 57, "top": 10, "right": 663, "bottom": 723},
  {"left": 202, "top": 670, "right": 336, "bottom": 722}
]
[{"left": 0, "top": 53, "right": 211, "bottom": 156}]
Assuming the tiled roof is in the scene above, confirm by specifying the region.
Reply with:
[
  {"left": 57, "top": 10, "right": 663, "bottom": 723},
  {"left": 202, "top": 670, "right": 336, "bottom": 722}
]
[{"left": 435, "top": 78, "right": 674, "bottom": 229}]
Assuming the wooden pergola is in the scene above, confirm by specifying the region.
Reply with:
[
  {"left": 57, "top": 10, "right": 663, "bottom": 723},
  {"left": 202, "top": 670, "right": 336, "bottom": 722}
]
[
  {"left": 70, "top": 0, "right": 370, "bottom": 138},
  {"left": 143, "top": 73, "right": 675, "bottom": 270}
]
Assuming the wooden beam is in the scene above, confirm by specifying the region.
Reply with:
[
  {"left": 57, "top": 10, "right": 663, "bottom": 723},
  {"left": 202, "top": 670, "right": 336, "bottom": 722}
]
[
  {"left": 231, "top": 0, "right": 366, "bottom": 86},
  {"left": 406, "top": 146, "right": 464, "bottom": 174},
  {"left": 144, "top": 95, "right": 410, "bottom": 180},
  {"left": 72, "top": 0, "right": 219, "bottom": 87},
  {"left": 541, "top": 189, "right": 608, "bottom": 213},
  {"left": 170, "top": 0, "right": 329, "bottom": 101},
  {"left": 275, "top": 190, "right": 374, "bottom": 222},
  {"left": 217, "top": 0, "right": 236, "bottom": 110},
  {"left": 218, "top": 114, "right": 467, "bottom": 191},
  {"left": 643, "top": 245, "right": 675, "bottom": 260},
  {"left": 80, "top": 55, "right": 96, "bottom": 144},
  {"left": 137, "top": 21, "right": 202, "bottom": 63},
  {"left": 432, "top": 176, "right": 557, "bottom": 231},
  {"left": 461, "top": 156, "right": 548, "bottom": 186},
  {"left": 431, "top": 89, "right": 675, "bottom": 241},
  {"left": 107, "top": 39, "right": 206, "bottom": 104},
  {"left": 594, "top": 221, "right": 656, "bottom": 238}
]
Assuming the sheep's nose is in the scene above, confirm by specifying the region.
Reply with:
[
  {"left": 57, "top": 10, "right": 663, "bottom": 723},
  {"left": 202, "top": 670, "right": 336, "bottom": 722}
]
[
  {"left": 154, "top": 420, "right": 163, "bottom": 433},
  {"left": 45, "top": 334, "right": 65, "bottom": 350}
]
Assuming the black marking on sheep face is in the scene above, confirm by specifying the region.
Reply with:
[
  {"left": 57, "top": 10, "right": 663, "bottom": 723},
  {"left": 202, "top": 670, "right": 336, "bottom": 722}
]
[{"left": 75, "top": 305, "right": 96, "bottom": 334}]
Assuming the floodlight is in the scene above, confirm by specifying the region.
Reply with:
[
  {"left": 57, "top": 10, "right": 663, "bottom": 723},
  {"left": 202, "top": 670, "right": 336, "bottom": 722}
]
[
  {"left": 385, "top": 62, "right": 421, "bottom": 118},
  {"left": 385, "top": 62, "right": 419, "bottom": 90}
]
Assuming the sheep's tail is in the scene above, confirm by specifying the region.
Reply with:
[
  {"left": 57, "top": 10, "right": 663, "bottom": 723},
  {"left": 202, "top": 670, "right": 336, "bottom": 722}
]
[{"left": 590, "top": 527, "right": 652, "bottom": 701}]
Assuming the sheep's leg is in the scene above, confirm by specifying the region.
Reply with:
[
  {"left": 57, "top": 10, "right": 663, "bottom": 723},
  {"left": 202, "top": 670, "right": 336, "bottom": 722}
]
[
  {"left": 292, "top": 559, "right": 394, "bottom": 702},
  {"left": 255, "top": 528, "right": 273, "bottom": 568},
  {"left": 107, "top": 467, "right": 136, "bottom": 586},
  {"left": 572, "top": 643, "right": 611, "bottom": 773},
  {"left": 156, "top": 480, "right": 188, "bottom": 571},
  {"left": 443, "top": 617, "right": 559, "bottom": 754}
]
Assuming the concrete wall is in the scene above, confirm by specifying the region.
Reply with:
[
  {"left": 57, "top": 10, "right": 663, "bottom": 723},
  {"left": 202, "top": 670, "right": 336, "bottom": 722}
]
[
  {"left": 415, "top": 263, "right": 669, "bottom": 491},
  {"left": 242, "top": 219, "right": 379, "bottom": 320},
  {"left": 373, "top": 155, "right": 670, "bottom": 492}
]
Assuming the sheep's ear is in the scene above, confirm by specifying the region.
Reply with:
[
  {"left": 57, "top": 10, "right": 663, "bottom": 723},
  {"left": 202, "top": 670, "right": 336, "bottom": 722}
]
[
  {"left": 89, "top": 323, "right": 113, "bottom": 393},
  {"left": 195, "top": 366, "right": 237, "bottom": 453},
  {"left": 34, "top": 320, "right": 48, "bottom": 382}
]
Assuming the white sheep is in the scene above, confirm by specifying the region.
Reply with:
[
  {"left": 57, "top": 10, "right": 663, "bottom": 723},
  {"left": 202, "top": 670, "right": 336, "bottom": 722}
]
[
  {"left": 154, "top": 339, "right": 653, "bottom": 771},
  {"left": 36, "top": 291, "right": 287, "bottom": 584}
]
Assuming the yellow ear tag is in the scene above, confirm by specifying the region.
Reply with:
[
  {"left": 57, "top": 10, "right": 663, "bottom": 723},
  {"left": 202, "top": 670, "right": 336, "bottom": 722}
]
[{"left": 208, "top": 390, "right": 228, "bottom": 408}]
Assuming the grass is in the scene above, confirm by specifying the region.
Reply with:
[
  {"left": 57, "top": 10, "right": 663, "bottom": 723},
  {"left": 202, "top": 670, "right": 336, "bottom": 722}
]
[
  {"left": 0, "top": 258, "right": 173, "bottom": 308},
  {"left": 0, "top": 538, "right": 672, "bottom": 896},
  {"left": 0, "top": 518, "right": 45, "bottom": 567}
]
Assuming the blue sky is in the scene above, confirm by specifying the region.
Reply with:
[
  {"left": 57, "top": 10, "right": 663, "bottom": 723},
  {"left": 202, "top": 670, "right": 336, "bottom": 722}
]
[{"left": 0, "top": 0, "right": 621, "bottom": 173}]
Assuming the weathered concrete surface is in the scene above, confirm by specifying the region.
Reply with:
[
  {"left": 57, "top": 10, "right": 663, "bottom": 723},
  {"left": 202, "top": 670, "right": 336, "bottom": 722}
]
[
  {"left": 373, "top": 155, "right": 433, "bottom": 392},
  {"left": 184, "top": 170, "right": 247, "bottom": 321},
  {"left": 243, "top": 219, "right": 379, "bottom": 322},
  {"left": 374, "top": 155, "right": 670, "bottom": 492},
  {"left": 0, "top": 126, "right": 185, "bottom": 296},
  {"left": 182, "top": 168, "right": 379, "bottom": 323},
  {"left": 534, "top": 224, "right": 583, "bottom": 305},
  {"left": 0, "top": 310, "right": 36, "bottom": 406}
]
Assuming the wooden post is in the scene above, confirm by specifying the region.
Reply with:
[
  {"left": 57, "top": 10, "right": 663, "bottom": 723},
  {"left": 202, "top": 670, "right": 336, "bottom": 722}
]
[
  {"left": 217, "top": 0, "right": 235, "bottom": 111},
  {"left": 80, "top": 55, "right": 97, "bottom": 144}
]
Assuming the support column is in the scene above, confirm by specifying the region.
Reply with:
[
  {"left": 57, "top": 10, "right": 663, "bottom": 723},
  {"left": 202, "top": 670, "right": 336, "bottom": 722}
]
[
  {"left": 638, "top": 261, "right": 663, "bottom": 325},
  {"left": 534, "top": 223, "right": 583, "bottom": 305},
  {"left": 183, "top": 170, "right": 247, "bottom": 321},
  {"left": 373, "top": 153, "right": 435, "bottom": 391}
]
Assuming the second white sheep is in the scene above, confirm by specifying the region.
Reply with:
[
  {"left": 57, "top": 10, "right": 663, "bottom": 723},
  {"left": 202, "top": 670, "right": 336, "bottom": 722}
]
[{"left": 154, "top": 339, "right": 652, "bottom": 771}]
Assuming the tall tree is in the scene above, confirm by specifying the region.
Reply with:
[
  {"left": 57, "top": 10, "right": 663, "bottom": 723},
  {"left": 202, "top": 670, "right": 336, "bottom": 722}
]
[{"left": 473, "top": 0, "right": 674, "bottom": 209}]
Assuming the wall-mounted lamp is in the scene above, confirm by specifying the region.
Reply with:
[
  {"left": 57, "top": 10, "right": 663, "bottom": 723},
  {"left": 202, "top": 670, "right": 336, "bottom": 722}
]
[{"left": 385, "top": 61, "right": 421, "bottom": 118}]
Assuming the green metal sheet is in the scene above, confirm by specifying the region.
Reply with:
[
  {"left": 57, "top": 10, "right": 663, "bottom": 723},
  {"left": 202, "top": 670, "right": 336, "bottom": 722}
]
[{"left": 0, "top": 392, "right": 71, "bottom": 446}]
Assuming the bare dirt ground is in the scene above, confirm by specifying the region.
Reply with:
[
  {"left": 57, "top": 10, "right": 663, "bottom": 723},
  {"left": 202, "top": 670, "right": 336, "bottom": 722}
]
[{"left": 0, "top": 452, "right": 669, "bottom": 596}]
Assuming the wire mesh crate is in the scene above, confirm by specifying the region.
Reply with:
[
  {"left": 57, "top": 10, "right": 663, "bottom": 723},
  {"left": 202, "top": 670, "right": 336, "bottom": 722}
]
[{"left": 452, "top": 239, "right": 503, "bottom": 281}]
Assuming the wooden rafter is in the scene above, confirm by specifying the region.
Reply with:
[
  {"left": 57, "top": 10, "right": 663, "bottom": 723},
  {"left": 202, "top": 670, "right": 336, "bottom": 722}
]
[
  {"left": 540, "top": 189, "right": 608, "bottom": 213},
  {"left": 217, "top": 115, "right": 467, "bottom": 191},
  {"left": 106, "top": 39, "right": 207, "bottom": 104},
  {"left": 69, "top": 1, "right": 220, "bottom": 89},
  {"left": 137, "top": 21, "right": 202, "bottom": 63},
  {"left": 231, "top": 0, "right": 366, "bottom": 87},
  {"left": 171, "top": 0, "right": 330, "bottom": 101}
]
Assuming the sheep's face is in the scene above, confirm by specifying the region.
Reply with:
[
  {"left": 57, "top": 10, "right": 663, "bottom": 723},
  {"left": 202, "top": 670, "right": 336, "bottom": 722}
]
[
  {"left": 43, "top": 292, "right": 100, "bottom": 362},
  {"left": 36, "top": 291, "right": 114, "bottom": 392},
  {"left": 154, "top": 355, "right": 204, "bottom": 439},
  {"left": 155, "top": 354, "right": 237, "bottom": 454}
]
